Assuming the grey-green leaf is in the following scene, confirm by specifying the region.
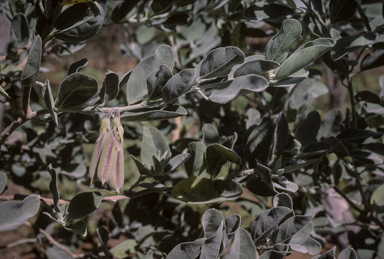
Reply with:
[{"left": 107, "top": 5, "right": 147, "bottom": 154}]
[
  {"left": 233, "top": 59, "right": 280, "bottom": 78},
  {"left": 42, "top": 80, "right": 58, "bottom": 125},
  {"left": 273, "top": 193, "right": 293, "bottom": 209},
  {"left": 338, "top": 248, "right": 358, "bottom": 259},
  {"left": 11, "top": 13, "right": 29, "bottom": 48},
  {"left": 55, "top": 73, "right": 99, "bottom": 110},
  {"left": 66, "top": 191, "right": 102, "bottom": 220},
  {"left": 222, "top": 229, "right": 257, "bottom": 259},
  {"left": 121, "top": 105, "right": 187, "bottom": 121},
  {"left": 0, "top": 171, "right": 7, "bottom": 194},
  {"left": 0, "top": 195, "right": 40, "bottom": 232},
  {"left": 185, "top": 142, "right": 206, "bottom": 177},
  {"left": 197, "top": 46, "right": 244, "bottom": 80},
  {"left": 126, "top": 45, "right": 174, "bottom": 104},
  {"left": 65, "top": 220, "right": 87, "bottom": 237},
  {"left": 329, "top": 0, "right": 357, "bottom": 24},
  {"left": 202, "top": 208, "right": 225, "bottom": 237},
  {"left": 202, "top": 124, "right": 221, "bottom": 146},
  {"left": 67, "top": 58, "right": 88, "bottom": 75},
  {"left": 96, "top": 226, "right": 109, "bottom": 254},
  {"left": 361, "top": 49, "right": 384, "bottom": 71},
  {"left": 275, "top": 38, "right": 335, "bottom": 80},
  {"left": 166, "top": 237, "right": 206, "bottom": 259},
  {"left": 147, "top": 64, "right": 173, "bottom": 100},
  {"left": 162, "top": 69, "right": 196, "bottom": 103},
  {"left": 50, "top": 2, "right": 104, "bottom": 42},
  {"left": 209, "top": 75, "right": 268, "bottom": 104},
  {"left": 140, "top": 127, "right": 170, "bottom": 170},
  {"left": 274, "top": 113, "right": 289, "bottom": 154},
  {"left": 265, "top": 19, "right": 302, "bottom": 63},
  {"left": 295, "top": 111, "right": 321, "bottom": 148},
  {"left": 47, "top": 164, "right": 60, "bottom": 213},
  {"left": 111, "top": 0, "right": 140, "bottom": 23},
  {"left": 21, "top": 35, "right": 42, "bottom": 89}
]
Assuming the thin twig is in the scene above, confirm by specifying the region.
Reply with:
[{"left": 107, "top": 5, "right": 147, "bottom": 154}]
[{"left": 0, "top": 238, "right": 37, "bottom": 249}]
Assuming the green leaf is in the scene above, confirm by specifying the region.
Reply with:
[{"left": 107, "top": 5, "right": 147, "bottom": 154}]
[
  {"left": 0, "top": 171, "right": 7, "bottom": 195},
  {"left": 222, "top": 229, "right": 257, "bottom": 259},
  {"left": 21, "top": 35, "right": 42, "bottom": 89},
  {"left": 250, "top": 206, "right": 294, "bottom": 244},
  {"left": 202, "top": 124, "right": 221, "bottom": 146},
  {"left": 361, "top": 49, "right": 384, "bottom": 71},
  {"left": 185, "top": 142, "right": 206, "bottom": 177},
  {"left": 209, "top": 75, "right": 268, "bottom": 104},
  {"left": 141, "top": 127, "right": 170, "bottom": 170},
  {"left": 270, "top": 69, "right": 308, "bottom": 88},
  {"left": 162, "top": 69, "right": 196, "bottom": 103},
  {"left": 42, "top": 80, "right": 58, "bottom": 125},
  {"left": 0, "top": 195, "right": 40, "bottom": 232},
  {"left": 318, "top": 109, "right": 344, "bottom": 138},
  {"left": 0, "top": 64, "right": 22, "bottom": 78},
  {"left": 275, "top": 38, "right": 335, "bottom": 80},
  {"left": 65, "top": 220, "right": 87, "bottom": 237},
  {"left": 202, "top": 208, "right": 224, "bottom": 237},
  {"left": 11, "top": 13, "right": 29, "bottom": 48},
  {"left": 331, "top": 32, "right": 376, "bottom": 61},
  {"left": 265, "top": 19, "right": 302, "bottom": 63},
  {"left": 213, "top": 179, "right": 243, "bottom": 199},
  {"left": 50, "top": 2, "right": 104, "bottom": 42},
  {"left": 164, "top": 153, "right": 191, "bottom": 173},
  {"left": 147, "top": 64, "right": 173, "bottom": 100},
  {"left": 166, "top": 237, "right": 206, "bottom": 259},
  {"left": 96, "top": 226, "right": 109, "bottom": 254},
  {"left": 232, "top": 60, "right": 280, "bottom": 78},
  {"left": 66, "top": 191, "right": 102, "bottom": 220},
  {"left": 201, "top": 220, "right": 224, "bottom": 259},
  {"left": 329, "top": 0, "right": 357, "bottom": 24},
  {"left": 111, "top": 0, "right": 140, "bottom": 23},
  {"left": 67, "top": 58, "right": 88, "bottom": 75},
  {"left": 99, "top": 70, "right": 119, "bottom": 104},
  {"left": 55, "top": 73, "right": 99, "bottom": 110},
  {"left": 244, "top": 121, "right": 274, "bottom": 166},
  {"left": 126, "top": 45, "right": 174, "bottom": 104},
  {"left": 197, "top": 46, "right": 245, "bottom": 80},
  {"left": 145, "top": 250, "right": 154, "bottom": 259},
  {"left": 121, "top": 104, "right": 187, "bottom": 121},
  {"left": 274, "top": 113, "right": 289, "bottom": 153},
  {"left": 171, "top": 176, "right": 221, "bottom": 203},
  {"left": 291, "top": 237, "right": 322, "bottom": 255},
  {"left": 271, "top": 215, "right": 313, "bottom": 244},
  {"left": 206, "top": 144, "right": 241, "bottom": 178},
  {"left": 336, "top": 129, "right": 383, "bottom": 144},
  {"left": 349, "top": 151, "right": 383, "bottom": 164},
  {"left": 47, "top": 164, "right": 60, "bottom": 213},
  {"left": 295, "top": 111, "right": 321, "bottom": 148}
]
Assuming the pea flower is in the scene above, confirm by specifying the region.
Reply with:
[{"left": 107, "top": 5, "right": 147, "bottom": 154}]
[{"left": 89, "top": 108, "right": 125, "bottom": 193}]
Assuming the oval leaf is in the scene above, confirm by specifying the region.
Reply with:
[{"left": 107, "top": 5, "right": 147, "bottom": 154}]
[
  {"left": 197, "top": 46, "right": 244, "bottom": 80},
  {"left": 66, "top": 191, "right": 102, "bottom": 220},
  {"left": 0, "top": 195, "right": 40, "bottom": 232},
  {"left": 0, "top": 171, "right": 6, "bottom": 194},
  {"left": 55, "top": 73, "right": 99, "bottom": 110},
  {"left": 295, "top": 111, "right": 321, "bottom": 148},
  {"left": 162, "top": 69, "right": 196, "bottom": 103},
  {"left": 21, "top": 35, "right": 42, "bottom": 89},
  {"left": 42, "top": 79, "right": 58, "bottom": 125},
  {"left": 121, "top": 104, "right": 187, "bottom": 121},
  {"left": 140, "top": 126, "right": 170, "bottom": 170},
  {"left": 210, "top": 75, "right": 268, "bottom": 104},
  {"left": 206, "top": 144, "right": 241, "bottom": 178},
  {"left": 331, "top": 32, "right": 376, "bottom": 61}
]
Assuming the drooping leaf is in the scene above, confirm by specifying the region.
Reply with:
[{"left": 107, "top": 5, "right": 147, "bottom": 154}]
[
  {"left": 65, "top": 220, "right": 87, "bottom": 237},
  {"left": 121, "top": 105, "right": 187, "bottom": 121},
  {"left": 96, "top": 226, "right": 109, "bottom": 254},
  {"left": 331, "top": 32, "right": 376, "bottom": 61},
  {"left": 295, "top": 111, "right": 321, "bottom": 148},
  {"left": 197, "top": 46, "right": 245, "bottom": 80},
  {"left": 140, "top": 127, "right": 170, "bottom": 170},
  {"left": 42, "top": 80, "right": 58, "bottom": 125},
  {"left": 47, "top": 164, "right": 60, "bottom": 213},
  {"left": 126, "top": 45, "right": 174, "bottom": 104},
  {"left": 65, "top": 191, "right": 102, "bottom": 220},
  {"left": 55, "top": 73, "right": 99, "bottom": 110},
  {"left": 275, "top": 38, "right": 335, "bottom": 80},
  {"left": 0, "top": 195, "right": 40, "bottom": 232},
  {"left": 273, "top": 193, "right": 293, "bottom": 209},
  {"left": 99, "top": 70, "right": 120, "bottom": 104},
  {"left": 21, "top": 35, "right": 42, "bottom": 89},
  {"left": 222, "top": 228, "right": 258, "bottom": 259},
  {"left": 67, "top": 58, "right": 88, "bottom": 75},
  {"left": 265, "top": 19, "right": 302, "bottom": 63},
  {"left": 329, "top": 0, "right": 357, "bottom": 24},
  {"left": 11, "top": 13, "right": 29, "bottom": 48},
  {"left": 50, "top": 2, "right": 104, "bottom": 42},
  {"left": 162, "top": 69, "right": 196, "bottom": 103},
  {"left": 206, "top": 144, "right": 241, "bottom": 178},
  {"left": 111, "top": 0, "right": 140, "bottom": 23},
  {"left": 209, "top": 75, "right": 268, "bottom": 104}
]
